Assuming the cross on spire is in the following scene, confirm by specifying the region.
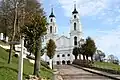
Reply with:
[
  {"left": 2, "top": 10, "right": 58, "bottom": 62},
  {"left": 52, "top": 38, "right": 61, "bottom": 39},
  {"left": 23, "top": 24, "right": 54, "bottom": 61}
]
[
  {"left": 72, "top": 1, "right": 78, "bottom": 14},
  {"left": 49, "top": 5, "right": 55, "bottom": 17},
  {"left": 74, "top": 1, "right": 76, "bottom": 10}
]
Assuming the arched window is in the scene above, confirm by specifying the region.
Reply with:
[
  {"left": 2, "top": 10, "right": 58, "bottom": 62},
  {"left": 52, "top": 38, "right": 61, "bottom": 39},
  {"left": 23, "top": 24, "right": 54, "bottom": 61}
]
[
  {"left": 68, "top": 54, "right": 70, "bottom": 57},
  {"left": 74, "top": 15, "right": 76, "bottom": 19},
  {"left": 67, "top": 61, "right": 70, "bottom": 65},
  {"left": 62, "top": 60, "right": 65, "bottom": 65},
  {"left": 51, "top": 19, "right": 53, "bottom": 22},
  {"left": 62, "top": 54, "right": 65, "bottom": 57},
  {"left": 74, "top": 36, "right": 77, "bottom": 45},
  {"left": 57, "top": 55, "right": 59, "bottom": 57},
  {"left": 74, "top": 23, "right": 76, "bottom": 30},
  {"left": 50, "top": 26, "right": 52, "bottom": 33},
  {"left": 57, "top": 61, "right": 60, "bottom": 65}
]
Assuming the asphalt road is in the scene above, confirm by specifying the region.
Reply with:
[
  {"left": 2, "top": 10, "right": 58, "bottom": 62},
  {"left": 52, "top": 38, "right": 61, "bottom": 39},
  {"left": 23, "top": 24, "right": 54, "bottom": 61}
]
[{"left": 54, "top": 65, "right": 113, "bottom": 80}]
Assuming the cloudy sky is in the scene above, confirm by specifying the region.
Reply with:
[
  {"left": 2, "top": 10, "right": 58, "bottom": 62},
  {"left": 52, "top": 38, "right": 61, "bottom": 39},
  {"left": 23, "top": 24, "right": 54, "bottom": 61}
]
[{"left": 41, "top": 0, "right": 120, "bottom": 59}]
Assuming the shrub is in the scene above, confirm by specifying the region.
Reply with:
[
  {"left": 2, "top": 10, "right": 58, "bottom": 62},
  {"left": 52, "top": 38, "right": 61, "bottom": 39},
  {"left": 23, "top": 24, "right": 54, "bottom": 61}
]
[{"left": 72, "top": 59, "right": 92, "bottom": 67}]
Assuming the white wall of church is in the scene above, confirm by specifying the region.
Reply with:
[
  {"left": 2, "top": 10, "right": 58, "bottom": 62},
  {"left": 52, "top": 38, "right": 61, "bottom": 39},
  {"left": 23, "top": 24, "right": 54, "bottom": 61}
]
[
  {"left": 56, "top": 36, "right": 70, "bottom": 48},
  {"left": 53, "top": 49, "right": 74, "bottom": 65}
]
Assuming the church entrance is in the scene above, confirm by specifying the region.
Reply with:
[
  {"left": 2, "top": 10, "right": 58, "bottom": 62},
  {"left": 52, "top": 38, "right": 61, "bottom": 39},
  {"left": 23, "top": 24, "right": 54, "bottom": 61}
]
[
  {"left": 67, "top": 61, "right": 70, "bottom": 65},
  {"left": 62, "top": 60, "right": 65, "bottom": 65},
  {"left": 56, "top": 61, "right": 60, "bottom": 65}
]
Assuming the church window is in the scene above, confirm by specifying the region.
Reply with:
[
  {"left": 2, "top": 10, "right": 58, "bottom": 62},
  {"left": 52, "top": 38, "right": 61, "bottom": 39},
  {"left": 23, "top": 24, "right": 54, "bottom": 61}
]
[
  {"left": 51, "top": 19, "right": 53, "bottom": 22},
  {"left": 57, "top": 61, "right": 60, "bottom": 65},
  {"left": 74, "top": 36, "right": 77, "bottom": 45},
  {"left": 62, "top": 54, "right": 65, "bottom": 57},
  {"left": 50, "top": 26, "right": 52, "bottom": 33},
  {"left": 57, "top": 55, "right": 59, "bottom": 57},
  {"left": 74, "top": 15, "right": 76, "bottom": 18},
  {"left": 74, "top": 23, "right": 76, "bottom": 30},
  {"left": 68, "top": 54, "right": 70, "bottom": 56}
]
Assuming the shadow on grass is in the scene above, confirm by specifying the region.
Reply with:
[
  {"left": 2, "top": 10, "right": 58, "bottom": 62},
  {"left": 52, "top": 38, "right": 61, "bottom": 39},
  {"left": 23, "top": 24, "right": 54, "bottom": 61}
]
[{"left": 0, "top": 66, "right": 28, "bottom": 76}]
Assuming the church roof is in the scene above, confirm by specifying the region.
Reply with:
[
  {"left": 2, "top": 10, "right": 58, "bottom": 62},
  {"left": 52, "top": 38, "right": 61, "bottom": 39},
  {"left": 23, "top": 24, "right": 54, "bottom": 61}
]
[
  {"left": 49, "top": 8, "right": 55, "bottom": 17},
  {"left": 72, "top": 3, "right": 78, "bottom": 14},
  {"left": 56, "top": 35, "right": 70, "bottom": 41},
  {"left": 72, "top": 8, "right": 78, "bottom": 14}
]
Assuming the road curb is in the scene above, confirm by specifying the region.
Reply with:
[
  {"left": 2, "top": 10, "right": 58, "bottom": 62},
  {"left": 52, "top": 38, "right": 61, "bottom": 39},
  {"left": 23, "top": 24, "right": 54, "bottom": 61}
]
[{"left": 72, "top": 64, "right": 120, "bottom": 80}]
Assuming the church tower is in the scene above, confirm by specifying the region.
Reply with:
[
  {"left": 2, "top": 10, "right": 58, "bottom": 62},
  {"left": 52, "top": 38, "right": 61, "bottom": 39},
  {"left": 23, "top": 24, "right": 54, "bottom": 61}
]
[
  {"left": 70, "top": 3, "right": 82, "bottom": 47},
  {"left": 46, "top": 7, "right": 58, "bottom": 40}
]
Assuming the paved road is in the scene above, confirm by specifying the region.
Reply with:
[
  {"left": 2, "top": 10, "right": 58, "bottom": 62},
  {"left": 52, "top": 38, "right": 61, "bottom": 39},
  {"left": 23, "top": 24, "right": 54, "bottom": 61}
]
[{"left": 54, "top": 65, "right": 113, "bottom": 80}]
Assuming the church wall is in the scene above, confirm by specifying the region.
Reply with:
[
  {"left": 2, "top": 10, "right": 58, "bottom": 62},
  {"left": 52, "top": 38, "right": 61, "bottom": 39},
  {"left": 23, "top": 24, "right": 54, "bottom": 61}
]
[
  {"left": 53, "top": 49, "right": 74, "bottom": 65},
  {"left": 56, "top": 36, "right": 70, "bottom": 49}
]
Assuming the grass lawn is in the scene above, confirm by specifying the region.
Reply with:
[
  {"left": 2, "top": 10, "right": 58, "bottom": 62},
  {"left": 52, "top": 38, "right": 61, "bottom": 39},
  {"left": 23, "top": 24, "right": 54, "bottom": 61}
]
[
  {"left": 0, "top": 46, "right": 53, "bottom": 80},
  {"left": 93, "top": 61, "right": 120, "bottom": 71},
  {"left": 0, "top": 40, "right": 9, "bottom": 46}
]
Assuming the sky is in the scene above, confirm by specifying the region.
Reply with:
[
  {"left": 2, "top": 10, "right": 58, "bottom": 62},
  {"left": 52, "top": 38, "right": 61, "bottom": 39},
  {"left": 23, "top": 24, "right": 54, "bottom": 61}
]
[{"left": 41, "top": 0, "right": 120, "bottom": 59}]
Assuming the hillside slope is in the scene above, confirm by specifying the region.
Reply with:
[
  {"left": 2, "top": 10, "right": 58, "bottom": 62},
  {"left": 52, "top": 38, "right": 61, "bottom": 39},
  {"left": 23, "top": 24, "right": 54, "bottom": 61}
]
[{"left": 0, "top": 46, "right": 53, "bottom": 80}]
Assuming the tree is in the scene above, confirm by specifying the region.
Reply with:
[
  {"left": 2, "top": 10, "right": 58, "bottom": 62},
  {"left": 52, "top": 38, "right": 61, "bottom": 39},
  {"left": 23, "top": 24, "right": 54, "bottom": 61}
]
[
  {"left": 80, "top": 43, "right": 86, "bottom": 60},
  {"left": 22, "top": 0, "right": 47, "bottom": 77},
  {"left": 41, "top": 47, "right": 46, "bottom": 56},
  {"left": 107, "top": 54, "right": 119, "bottom": 65},
  {"left": 0, "top": 0, "right": 27, "bottom": 64},
  {"left": 24, "top": 36, "right": 34, "bottom": 56},
  {"left": 0, "top": 0, "right": 19, "bottom": 64},
  {"left": 94, "top": 50, "right": 105, "bottom": 62},
  {"left": 46, "top": 39, "right": 56, "bottom": 59},
  {"left": 72, "top": 47, "right": 79, "bottom": 60},
  {"left": 24, "top": 14, "right": 47, "bottom": 77},
  {"left": 46, "top": 39, "right": 56, "bottom": 69},
  {"left": 85, "top": 37, "right": 96, "bottom": 61},
  {"left": 0, "top": 0, "right": 47, "bottom": 76}
]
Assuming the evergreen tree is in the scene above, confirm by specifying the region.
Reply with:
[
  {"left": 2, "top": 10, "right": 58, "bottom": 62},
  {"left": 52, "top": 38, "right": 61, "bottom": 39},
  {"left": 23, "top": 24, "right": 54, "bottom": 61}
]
[
  {"left": 46, "top": 39, "right": 56, "bottom": 69},
  {"left": 72, "top": 47, "right": 79, "bottom": 60},
  {"left": 46, "top": 39, "right": 56, "bottom": 59},
  {"left": 85, "top": 37, "right": 96, "bottom": 61}
]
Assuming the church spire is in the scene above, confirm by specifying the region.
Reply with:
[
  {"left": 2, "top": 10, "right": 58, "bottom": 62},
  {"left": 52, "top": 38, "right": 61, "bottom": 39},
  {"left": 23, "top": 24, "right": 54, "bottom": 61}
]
[
  {"left": 72, "top": 2, "right": 78, "bottom": 14},
  {"left": 49, "top": 7, "right": 55, "bottom": 17}
]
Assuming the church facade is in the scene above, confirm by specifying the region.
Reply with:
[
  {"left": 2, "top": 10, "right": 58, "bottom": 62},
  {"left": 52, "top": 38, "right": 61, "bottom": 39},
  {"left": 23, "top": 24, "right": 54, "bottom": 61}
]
[{"left": 42, "top": 4, "right": 83, "bottom": 65}]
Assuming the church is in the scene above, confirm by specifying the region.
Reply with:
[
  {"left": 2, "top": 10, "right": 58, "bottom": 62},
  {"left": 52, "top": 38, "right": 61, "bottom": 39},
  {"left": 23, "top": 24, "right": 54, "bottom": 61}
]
[{"left": 42, "top": 4, "right": 83, "bottom": 65}]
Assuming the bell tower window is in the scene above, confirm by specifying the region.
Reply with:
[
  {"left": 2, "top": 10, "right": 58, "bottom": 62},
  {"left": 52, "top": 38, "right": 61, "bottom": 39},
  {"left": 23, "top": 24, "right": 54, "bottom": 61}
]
[
  {"left": 50, "top": 26, "right": 52, "bottom": 33},
  {"left": 74, "top": 36, "right": 77, "bottom": 45},
  {"left": 74, "top": 15, "right": 76, "bottom": 19},
  {"left": 51, "top": 19, "right": 53, "bottom": 22},
  {"left": 74, "top": 23, "right": 76, "bottom": 30}
]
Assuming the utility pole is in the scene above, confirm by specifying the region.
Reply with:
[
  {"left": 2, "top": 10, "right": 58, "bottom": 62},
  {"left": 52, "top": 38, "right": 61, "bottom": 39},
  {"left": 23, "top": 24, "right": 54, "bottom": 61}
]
[
  {"left": 18, "top": 35, "right": 24, "bottom": 80},
  {"left": 18, "top": 0, "right": 26, "bottom": 79}
]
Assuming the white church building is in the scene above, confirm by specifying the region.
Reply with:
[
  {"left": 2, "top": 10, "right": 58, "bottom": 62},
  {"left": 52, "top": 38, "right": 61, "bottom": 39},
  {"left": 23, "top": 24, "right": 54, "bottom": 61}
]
[{"left": 42, "top": 4, "right": 83, "bottom": 65}]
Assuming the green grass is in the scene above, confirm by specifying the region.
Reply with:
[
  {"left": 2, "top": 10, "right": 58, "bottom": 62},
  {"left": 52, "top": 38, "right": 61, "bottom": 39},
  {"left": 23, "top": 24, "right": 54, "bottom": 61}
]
[
  {"left": 0, "top": 46, "right": 53, "bottom": 80},
  {"left": 0, "top": 40, "right": 9, "bottom": 46},
  {"left": 93, "top": 61, "right": 120, "bottom": 71}
]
